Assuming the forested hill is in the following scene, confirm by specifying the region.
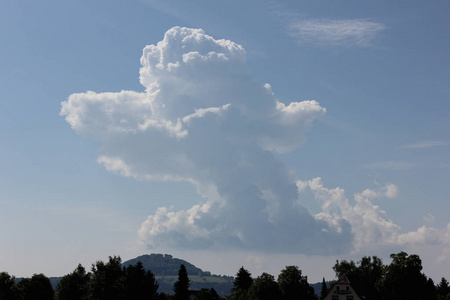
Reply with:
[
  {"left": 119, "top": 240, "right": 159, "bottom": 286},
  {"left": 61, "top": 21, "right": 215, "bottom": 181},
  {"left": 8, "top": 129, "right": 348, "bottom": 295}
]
[
  {"left": 122, "top": 253, "right": 212, "bottom": 276},
  {"left": 122, "top": 254, "right": 233, "bottom": 296}
]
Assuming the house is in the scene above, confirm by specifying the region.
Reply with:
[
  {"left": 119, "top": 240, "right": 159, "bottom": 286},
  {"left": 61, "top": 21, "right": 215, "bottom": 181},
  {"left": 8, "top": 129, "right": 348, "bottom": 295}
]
[{"left": 323, "top": 275, "right": 362, "bottom": 300}]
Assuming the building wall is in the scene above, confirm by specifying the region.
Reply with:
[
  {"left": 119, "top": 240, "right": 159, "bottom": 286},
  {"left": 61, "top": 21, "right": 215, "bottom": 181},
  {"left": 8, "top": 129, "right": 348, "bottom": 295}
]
[{"left": 323, "top": 282, "right": 361, "bottom": 300}]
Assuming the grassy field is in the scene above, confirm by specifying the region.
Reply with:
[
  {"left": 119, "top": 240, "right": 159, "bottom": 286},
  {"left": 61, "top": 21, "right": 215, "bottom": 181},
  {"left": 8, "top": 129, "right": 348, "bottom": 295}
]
[
  {"left": 155, "top": 275, "right": 233, "bottom": 296},
  {"left": 156, "top": 275, "right": 231, "bottom": 283}
]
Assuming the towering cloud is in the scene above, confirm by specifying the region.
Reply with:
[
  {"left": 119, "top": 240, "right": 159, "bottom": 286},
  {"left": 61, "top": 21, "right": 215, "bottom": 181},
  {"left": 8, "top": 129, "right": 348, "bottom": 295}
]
[{"left": 61, "top": 27, "right": 450, "bottom": 257}]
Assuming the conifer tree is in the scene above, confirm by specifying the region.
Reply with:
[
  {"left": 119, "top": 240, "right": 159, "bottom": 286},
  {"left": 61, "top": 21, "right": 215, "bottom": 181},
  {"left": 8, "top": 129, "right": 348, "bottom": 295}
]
[
  {"left": 173, "top": 264, "right": 190, "bottom": 300},
  {"left": 228, "top": 266, "right": 253, "bottom": 300},
  {"left": 437, "top": 277, "right": 450, "bottom": 300},
  {"left": 233, "top": 267, "right": 253, "bottom": 292},
  {"left": 124, "top": 261, "right": 159, "bottom": 300},
  {"left": 320, "top": 277, "right": 328, "bottom": 300}
]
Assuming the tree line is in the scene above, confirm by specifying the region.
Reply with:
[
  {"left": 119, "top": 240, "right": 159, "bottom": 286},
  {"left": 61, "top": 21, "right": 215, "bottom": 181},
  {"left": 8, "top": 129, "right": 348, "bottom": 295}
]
[
  {"left": 0, "top": 256, "right": 161, "bottom": 300},
  {"left": 328, "top": 251, "right": 450, "bottom": 300},
  {"left": 227, "top": 265, "right": 315, "bottom": 300},
  {"left": 0, "top": 251, "right": 449, "bottom": 300}
]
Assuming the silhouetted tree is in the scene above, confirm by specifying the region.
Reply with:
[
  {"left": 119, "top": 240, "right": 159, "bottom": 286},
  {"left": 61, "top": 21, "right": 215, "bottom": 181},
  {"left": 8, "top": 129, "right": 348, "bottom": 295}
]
[
  {"left": 332, "top": 260, "right": 357, "bottom": 278},
  {"left": 55, "top": 264, "right": 90, "bottom": 300},
  {"left": 233, "top": 267, "right": 253, "bottom": 291},
  {"left": 124, "top": 261, "right": 159, "bottom": 300},
  {"left": 196, "top": 288, "right": 219, "bottom": 300},
  {"left": 209, "top": 288, "right": 219, "bottom": 300},
  {"left": 377, "top": 252, "right": 435, "bottom": 300},
  {"left": 320, "top": 277, "right": 327, "bottom": 300},
  {"left": 173, "top": 264, "right": 190, "bottom": 300},
  {"left": 437, "top": 277, "right": 450, "bottom": 300},
  {"left": 15, "top": 274, "right": 53, "bottom": 300},
  {"left": 333, "top": 256, "right": 384, "bottom": 300},
  {"left": 0, "top": 272, "right": 18, "bottom": 300},
  {"left": 228, "top": 266, "right": 253, "bottom": 300},
  {"left": 277, "top": 266, "right": 315, "bottom": 300},
  {"left": 157, "top": 293, "right": 172, "bottom": 300},
  {"left": 89, "top": 256, "right": 125, "bottom": 300},
  {"left": 248, "top": 272, "right": 281, "bottom": 300}
]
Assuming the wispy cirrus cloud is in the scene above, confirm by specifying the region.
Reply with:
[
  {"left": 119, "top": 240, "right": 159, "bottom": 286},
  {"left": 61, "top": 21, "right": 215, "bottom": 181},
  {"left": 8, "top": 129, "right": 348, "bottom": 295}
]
[
  {"left": 288, "top": 18, "right": 386, "bottom": 46},
  {"left": 363, "top": 161, "right": 417, "bottom": 171},
  {"left": 401, "top": 141, "right": 450, "bottom": 149}
]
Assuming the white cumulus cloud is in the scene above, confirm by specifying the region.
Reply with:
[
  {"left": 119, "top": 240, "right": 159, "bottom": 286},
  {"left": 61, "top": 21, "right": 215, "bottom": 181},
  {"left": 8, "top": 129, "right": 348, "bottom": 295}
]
[
  {"left": 61, "top": 27, "right": 343, "bottom": 254},
  {"left": 360, "top": 183, "right": 399, "bottom": 199},
  {"left": 298, "top": 178, "right": 450, "bottom": 255},
  {"left": 61, "top": 26, "right": 449, "bottom": 259}
]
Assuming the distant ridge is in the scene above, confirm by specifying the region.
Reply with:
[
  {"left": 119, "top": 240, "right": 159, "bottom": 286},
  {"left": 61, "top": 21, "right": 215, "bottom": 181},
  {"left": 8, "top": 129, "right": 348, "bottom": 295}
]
[
  {"left": 122, "top": 254, "right": 233, "bottom": 296},
  {"left": 122, "top": 253, "right": 212, "bottom": 276}
]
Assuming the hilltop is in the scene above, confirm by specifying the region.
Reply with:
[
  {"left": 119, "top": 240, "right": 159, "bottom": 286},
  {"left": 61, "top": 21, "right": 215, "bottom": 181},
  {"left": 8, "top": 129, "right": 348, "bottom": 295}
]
[
  {"left": 122, "top": 254, "right": 233, "bottom": 296},
  {"left": 122, "top": 254, "right": 212, "bottom": 276}
]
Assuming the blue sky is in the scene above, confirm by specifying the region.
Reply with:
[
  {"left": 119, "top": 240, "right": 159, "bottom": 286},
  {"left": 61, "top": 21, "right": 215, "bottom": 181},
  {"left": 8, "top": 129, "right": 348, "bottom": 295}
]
[{"left": 1, "top": 0, "right": 449, "bottom": 282}]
